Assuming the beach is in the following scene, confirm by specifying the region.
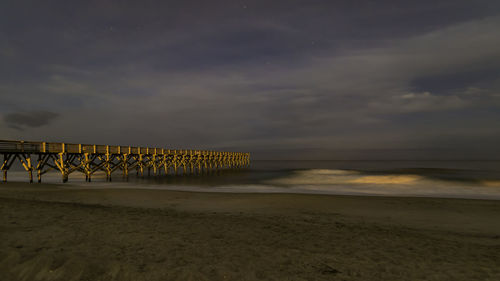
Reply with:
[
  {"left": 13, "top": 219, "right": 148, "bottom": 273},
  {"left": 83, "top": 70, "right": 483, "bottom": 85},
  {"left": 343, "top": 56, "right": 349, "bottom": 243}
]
[
  {"left": 3, "top": 0, "right": 500, "bottom": 279},
  {"left": 1, "top": 182, "right": 499, "bottom": 280}
]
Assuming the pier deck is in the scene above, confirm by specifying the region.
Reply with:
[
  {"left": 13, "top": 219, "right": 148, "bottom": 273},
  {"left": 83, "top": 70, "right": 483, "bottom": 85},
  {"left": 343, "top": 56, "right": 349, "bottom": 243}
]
[{"left": 0, "top": 140, "right": 250, "bottom": 183}]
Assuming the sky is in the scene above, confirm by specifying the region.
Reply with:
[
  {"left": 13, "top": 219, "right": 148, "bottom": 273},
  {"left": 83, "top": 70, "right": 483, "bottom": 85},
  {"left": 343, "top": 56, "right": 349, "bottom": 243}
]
[{"left": 1, "top": 0, "right": 499, "bottom": 160}]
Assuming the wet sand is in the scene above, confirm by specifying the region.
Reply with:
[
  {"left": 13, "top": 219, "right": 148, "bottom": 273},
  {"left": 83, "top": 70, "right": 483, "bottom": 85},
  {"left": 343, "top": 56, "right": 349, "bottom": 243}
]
[{"left": 1, "top": 182, "right": 500, "bottom": 280}]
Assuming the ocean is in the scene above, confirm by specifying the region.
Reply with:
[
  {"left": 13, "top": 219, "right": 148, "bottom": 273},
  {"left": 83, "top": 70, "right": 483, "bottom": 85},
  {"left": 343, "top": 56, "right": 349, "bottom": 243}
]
[{"left": 4, "top": 160, "right": 500, "bottom": 200}]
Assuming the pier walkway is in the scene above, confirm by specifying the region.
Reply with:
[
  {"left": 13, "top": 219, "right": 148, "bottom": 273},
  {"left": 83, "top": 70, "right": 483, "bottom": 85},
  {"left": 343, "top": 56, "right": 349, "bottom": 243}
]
[{"left": 0, "top": 140, "right": 250, "bottom": 183}]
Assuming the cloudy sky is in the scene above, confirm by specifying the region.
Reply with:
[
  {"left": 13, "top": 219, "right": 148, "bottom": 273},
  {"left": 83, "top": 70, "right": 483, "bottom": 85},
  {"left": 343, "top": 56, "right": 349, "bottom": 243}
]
[{"left": 1, "top": 0, "right": 499, "bottom": 159}]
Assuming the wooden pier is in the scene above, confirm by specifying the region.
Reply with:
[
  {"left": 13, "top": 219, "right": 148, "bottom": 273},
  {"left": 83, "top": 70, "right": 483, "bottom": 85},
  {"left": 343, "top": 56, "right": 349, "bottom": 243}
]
[{"left": 0, "top": 140, "right": 250, "bottom": 183}]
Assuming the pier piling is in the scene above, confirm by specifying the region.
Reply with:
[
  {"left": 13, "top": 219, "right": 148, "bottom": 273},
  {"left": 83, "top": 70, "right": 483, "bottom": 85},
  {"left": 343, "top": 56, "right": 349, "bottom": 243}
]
[{"left": 0, "top": 140, "right": 250, "bottom": 183}]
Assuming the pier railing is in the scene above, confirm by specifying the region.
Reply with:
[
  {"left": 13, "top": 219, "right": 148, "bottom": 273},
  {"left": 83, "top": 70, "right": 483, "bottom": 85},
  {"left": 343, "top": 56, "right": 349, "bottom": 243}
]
[{"left": 0, "top": 140, "right": 250, "bottom": 183}]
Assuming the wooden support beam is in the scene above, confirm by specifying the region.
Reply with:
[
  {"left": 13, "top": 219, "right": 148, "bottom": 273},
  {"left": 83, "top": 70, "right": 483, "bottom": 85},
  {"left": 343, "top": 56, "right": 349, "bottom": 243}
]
[
  {"left": 0, "top": 140, "right": 249, "bottom": 183},
  {"left": 123, "top": 154, "right": 129, "bottom": 181},
  {"left": 2, "top": 154, "right": 15, "bottom": 182}
]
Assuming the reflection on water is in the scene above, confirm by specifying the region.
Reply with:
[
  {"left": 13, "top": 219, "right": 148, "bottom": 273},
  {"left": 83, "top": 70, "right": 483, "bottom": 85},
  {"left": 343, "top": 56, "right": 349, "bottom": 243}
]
[{"left": 3, "top": 160, "right": 500, "bottom": 200}]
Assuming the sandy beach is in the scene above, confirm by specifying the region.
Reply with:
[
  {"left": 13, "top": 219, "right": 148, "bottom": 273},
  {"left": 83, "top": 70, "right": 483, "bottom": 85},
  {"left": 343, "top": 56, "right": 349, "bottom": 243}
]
[{"left": 1, "top": 182, "right": 499, "bottom": 281}]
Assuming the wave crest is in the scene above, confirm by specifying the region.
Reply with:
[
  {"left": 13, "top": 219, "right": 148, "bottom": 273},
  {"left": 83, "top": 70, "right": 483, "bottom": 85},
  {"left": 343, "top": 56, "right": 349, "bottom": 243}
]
[{"left": 269, "top": 169, "right": 422, "bottom": 185}]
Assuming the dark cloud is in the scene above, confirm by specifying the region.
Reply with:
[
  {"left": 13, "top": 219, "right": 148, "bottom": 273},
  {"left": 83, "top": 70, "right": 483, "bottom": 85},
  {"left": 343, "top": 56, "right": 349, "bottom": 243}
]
[
  {"left": 3, "top": 111, "right": 59, "bottom": 130},
  {"left": 0, "top": 1, "right": 499, "bottom": 158},
  {"left": 411, "top": 67, "right": 500, "bottom": 93}
]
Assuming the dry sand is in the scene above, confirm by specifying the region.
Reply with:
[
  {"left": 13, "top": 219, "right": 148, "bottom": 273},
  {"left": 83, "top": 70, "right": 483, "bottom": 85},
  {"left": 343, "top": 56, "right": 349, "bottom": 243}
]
[{"left": 1, "top": 182, "right": 500, "bottom": 280}]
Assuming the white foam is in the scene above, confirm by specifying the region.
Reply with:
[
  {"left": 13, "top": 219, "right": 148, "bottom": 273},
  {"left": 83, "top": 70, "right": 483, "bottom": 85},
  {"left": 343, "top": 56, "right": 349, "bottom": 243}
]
[
  {"left": 4, "top": 170, "right": 500, "bottom": 200},
  {"left": 266, "top": 169, "right": 500, "bottom": 199}
]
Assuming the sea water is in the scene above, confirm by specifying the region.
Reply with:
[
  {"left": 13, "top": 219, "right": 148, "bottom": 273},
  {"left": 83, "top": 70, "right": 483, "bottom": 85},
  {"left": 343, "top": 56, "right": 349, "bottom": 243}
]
[{"left": 4, "top": 160, "right": 500, "bottom": 200}]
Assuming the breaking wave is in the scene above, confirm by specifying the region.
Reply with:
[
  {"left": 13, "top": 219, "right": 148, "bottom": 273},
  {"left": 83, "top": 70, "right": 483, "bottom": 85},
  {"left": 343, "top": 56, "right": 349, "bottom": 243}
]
[
  {"left": 264, "top": 169, "right": 500, "bottom": 200},
  {"left": 4, "top": 168, "right": 500, "bottom": 200},
  {"left": 267, "top": 169, "right": 424, "bottom": 185}
]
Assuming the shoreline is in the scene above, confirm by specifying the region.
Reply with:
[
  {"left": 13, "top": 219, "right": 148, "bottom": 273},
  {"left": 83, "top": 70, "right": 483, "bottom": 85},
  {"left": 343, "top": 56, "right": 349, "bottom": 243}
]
[
  {"left": 3, "top": 178, "right": 500, "bottom": 201},
  {"left": 2, "top": 182, "right": 500, "bottom": 235}
]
